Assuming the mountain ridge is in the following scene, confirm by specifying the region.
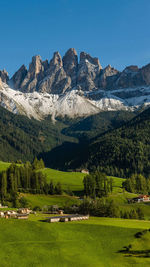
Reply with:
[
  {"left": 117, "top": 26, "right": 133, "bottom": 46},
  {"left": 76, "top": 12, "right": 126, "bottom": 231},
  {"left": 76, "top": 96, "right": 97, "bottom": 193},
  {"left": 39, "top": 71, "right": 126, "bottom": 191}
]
[{"left": 1, "top": 48, "right": 150, "bottom": 119}]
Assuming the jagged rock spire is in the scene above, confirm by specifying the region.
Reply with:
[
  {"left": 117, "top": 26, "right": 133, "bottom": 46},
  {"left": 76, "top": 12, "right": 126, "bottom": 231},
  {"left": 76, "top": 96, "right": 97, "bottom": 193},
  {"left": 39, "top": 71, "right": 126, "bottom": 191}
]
[
  {"left": 38, "top": 51, "right": 71, "bottom": 94},
  {"left": 77, "top": 52, "right": 102, "bottom": 91},
  {"left": 63, "top": 48, "right": 78, "bottom": 87},
  {"left": 0, "top": 69, "right": 9, "bottom": 84},
  {"left": 11, "top": 65, "right": 27, "bottom": 89}
]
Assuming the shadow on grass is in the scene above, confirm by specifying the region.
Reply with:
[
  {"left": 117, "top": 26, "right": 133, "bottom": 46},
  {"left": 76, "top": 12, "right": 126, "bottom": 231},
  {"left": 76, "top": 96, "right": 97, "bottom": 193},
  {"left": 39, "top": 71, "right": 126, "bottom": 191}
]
[
  {"left": 118, "top": 229, "right": 150, "bottom": 258},
  {"left": 118, "top": 249, "right": 150, "bottom": 258},
  {"left": 39, "top": 219, "right": 47, "bottom": 223}
]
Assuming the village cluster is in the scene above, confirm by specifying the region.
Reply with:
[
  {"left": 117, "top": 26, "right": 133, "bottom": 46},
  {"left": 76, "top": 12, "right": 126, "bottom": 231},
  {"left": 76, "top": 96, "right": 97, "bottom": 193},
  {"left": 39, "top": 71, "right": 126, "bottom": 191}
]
[
  {"left": 0, "top": 204, "right": 89, "bottom": 223},
  {"left": 0, "top": 195, "right": 148, "bottom": 223},
  {"left": 0, "top": 207, "right": 32, "bottom": 219}
]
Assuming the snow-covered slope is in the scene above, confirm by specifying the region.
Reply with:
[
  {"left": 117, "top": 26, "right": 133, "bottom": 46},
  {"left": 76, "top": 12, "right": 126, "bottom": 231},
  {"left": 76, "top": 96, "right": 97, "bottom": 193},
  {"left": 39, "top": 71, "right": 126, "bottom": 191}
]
[
  {"left": 1, "top": 81, "right": 150, "bottom": 120},
  {"left": 0, "top": 82, "right": 100, "bottom": 119}
]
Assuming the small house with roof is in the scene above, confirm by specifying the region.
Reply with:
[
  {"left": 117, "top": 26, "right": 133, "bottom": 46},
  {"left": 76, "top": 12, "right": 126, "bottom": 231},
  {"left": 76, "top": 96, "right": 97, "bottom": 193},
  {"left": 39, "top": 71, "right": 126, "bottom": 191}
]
[{"left": 129, "top": 195, "right": 150, "bottom": 203}]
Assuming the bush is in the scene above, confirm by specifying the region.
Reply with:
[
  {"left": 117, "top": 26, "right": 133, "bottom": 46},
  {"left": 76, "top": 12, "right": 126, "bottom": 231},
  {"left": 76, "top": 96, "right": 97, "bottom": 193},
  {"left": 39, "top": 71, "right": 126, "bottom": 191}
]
[{"left": 33, "top": 206, "right": 41, "bottom": 211}]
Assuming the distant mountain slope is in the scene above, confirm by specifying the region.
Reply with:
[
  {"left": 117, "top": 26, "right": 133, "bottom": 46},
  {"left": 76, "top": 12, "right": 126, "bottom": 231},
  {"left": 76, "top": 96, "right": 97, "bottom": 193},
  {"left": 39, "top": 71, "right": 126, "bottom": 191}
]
[
  {"left": 39, "top": 111, "right": 135, "bottom": 170},
  {"left": 0, "top": 105, "right": 135, "bottom": 164},
  {"left": 0, "top": 106, "right": 77, "bottom": 162},
  {"left": 61, "top": 110, "right": 135, "bottom": 140},
  {"left": 42, "top": 107, "right": 150, "bottom": 177},
  {"left": 83, "top": 107, "right": 150, "bottom": 177}
]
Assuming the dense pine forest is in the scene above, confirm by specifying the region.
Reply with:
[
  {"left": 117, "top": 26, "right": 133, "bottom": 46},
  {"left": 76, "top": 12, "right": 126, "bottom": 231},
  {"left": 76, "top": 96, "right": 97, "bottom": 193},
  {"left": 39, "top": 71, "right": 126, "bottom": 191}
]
[
  {"left": 0, "top": 106, "right": 135, "bottom": 166},
  {"left": 0, "top": 158, "right": 63, "bottom": 206},
  {"left": 41, "top": 107, "right": 150, "bottom": 178},
  {"left": 0, "top": 106, "right": 77, "bottom": 162},
  {"left": 84, "top": 107, "right": 150, "bottom": 177},
  {"left": 0, "top": 104, "right": 150, "bottom": 179}
]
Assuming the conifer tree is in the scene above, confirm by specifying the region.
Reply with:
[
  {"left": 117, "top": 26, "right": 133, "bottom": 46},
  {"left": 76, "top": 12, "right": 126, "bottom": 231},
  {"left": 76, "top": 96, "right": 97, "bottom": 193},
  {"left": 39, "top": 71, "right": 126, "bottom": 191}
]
[{"left": 1, "top": 171, "right": 7, "bottom": 199}]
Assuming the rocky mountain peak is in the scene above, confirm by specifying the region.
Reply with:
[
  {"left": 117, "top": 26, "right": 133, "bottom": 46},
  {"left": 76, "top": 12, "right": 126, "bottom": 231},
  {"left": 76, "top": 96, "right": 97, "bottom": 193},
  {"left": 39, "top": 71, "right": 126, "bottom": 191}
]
[
  {"left": 38, "top": 51, "right": 71, "bottom": 94},
  {"left": 11, "top": 65, "right": 27, "bottom": 90},
  {"left": 99, "top": 65, "right": 119, "bottom": 89},
  {"left": 1, "top": 50, "right": 150, "bottom": 120},
  {"left": 80, "top": 52, "right": 102, "bottom": 70},
  {"left": 77, "top": 52, "right": 102, "bottom": 91},
  {"left": 63, "top": 48, "right": 78, "bottom": 69},
  {"left": 50, "top": 52, "right": 63, "bottom": 69},
  {"left": 140, "top": 63, "right": 150, "bottom": 85},
  {"left": 124, "top": 65, "right": 139, "bottom": 73},
  {"left": 62, "top": 48, "right": 78, "bottom": 87},
  {"left": 0, "top": 69, "right": 9, "bottom": 83},
  {"left": 115, "top": 65, "right": 143, "bottom": 88},
  {"left": 2, "top": 48, "right": 150, "bottom": 96},
  {"left": 28, "top": 55, "right": 44, "bottom": 78}
]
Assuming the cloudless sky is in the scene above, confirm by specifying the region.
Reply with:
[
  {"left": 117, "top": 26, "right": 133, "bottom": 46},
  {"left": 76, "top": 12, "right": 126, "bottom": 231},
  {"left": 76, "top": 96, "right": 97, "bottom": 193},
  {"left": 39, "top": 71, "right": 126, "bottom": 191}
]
[{"left": 0, "top": 0, "right": 150, "bottom": 77}]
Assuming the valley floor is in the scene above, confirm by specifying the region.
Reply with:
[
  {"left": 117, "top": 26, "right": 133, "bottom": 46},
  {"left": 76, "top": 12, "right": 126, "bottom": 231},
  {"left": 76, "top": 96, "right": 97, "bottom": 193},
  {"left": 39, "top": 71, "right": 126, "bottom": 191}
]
[{"left": 0, "top": 215, "right": 150, "bottom": 267}]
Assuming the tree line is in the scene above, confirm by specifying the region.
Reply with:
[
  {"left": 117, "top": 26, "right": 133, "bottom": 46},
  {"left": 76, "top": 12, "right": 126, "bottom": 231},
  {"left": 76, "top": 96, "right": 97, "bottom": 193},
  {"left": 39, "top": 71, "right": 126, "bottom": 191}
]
[
  {"left": 83, "top": 171, "right": 113, "bottom": 198},
  {"left": 0, "top": 158, "right": 63, "bottom": 203},
  {"left": 122, "top": 173, "right": 150, "bottom": 194},
  {"left": 64, "top": 197, "right": 144, "bottom": 220}
]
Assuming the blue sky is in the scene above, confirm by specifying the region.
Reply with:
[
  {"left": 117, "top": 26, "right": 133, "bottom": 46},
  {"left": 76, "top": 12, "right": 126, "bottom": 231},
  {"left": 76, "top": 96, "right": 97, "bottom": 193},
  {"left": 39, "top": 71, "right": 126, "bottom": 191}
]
[{"left": 0, "top": 0, "right": 150, "bottom": 77}]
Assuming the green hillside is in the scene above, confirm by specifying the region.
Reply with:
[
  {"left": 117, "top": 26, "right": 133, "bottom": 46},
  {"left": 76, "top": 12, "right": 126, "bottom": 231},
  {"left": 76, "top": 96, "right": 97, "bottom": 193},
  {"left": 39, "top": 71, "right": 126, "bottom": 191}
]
[
  {"left": 21, "top": 193, "right": 79, "bottom": 209},
  {"left": 1, "top": 160, "right": 150, "bottom": 220},
  {"left": 0, "top": 216, "right": 150, "bottom": 266},
  {"left": 40, "top": 168, "right": 85, "bottom": 192},
  {"left": 0, "top": 160, "right": 125, "bottom": 194},
  {"left": 39, "top": 168, "right": 126, "bottom": 193},
  {"left": 79, "top": 107, "right": 150, "bottom": 177}
]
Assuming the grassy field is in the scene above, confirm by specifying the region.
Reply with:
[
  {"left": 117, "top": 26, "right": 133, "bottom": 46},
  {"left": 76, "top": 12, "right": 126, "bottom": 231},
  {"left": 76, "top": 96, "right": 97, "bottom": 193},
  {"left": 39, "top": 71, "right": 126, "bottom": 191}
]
[
  {"left": 21, "top": 193, "right": 80, "bottom": 209},
  {"left": 20, "top": 174, "right": 127, "bottom": 210},
  {"left": 1, "top": 161, "right": 150, "bottom": 220},
  {"left": 40, "top": 168, "right": 85, "bottom": 192},
  {"left": 40, "top": 168, "right": 126, "bottom": 193},
  {"left": 0, "top": 161, "right": 126, "bottom": 194},
  {"left": 0, "top": 216, "right": 150, "bottom": 267},
  {"left": 110, "top": 176, "right": 126, "bottom": 193},
  {"left": 0, "top": 161, "right": 150, "bottom": 265}
]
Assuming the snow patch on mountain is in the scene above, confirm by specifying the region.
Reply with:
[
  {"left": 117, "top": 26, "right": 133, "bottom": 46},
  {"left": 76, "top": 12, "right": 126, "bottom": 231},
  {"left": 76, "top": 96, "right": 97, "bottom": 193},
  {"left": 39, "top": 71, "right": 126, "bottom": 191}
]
[
  {"left": 1, "top": 82, "right": 150, "bottom": 120},
  {"left": 0, "top": 83, "right": 100, "bottom": 119},
  {"left": 91, "top": 97, "right": 129, "bottom": 111},
  {"left": 54, "top": 90, "right": 100, "bottom": 117}
]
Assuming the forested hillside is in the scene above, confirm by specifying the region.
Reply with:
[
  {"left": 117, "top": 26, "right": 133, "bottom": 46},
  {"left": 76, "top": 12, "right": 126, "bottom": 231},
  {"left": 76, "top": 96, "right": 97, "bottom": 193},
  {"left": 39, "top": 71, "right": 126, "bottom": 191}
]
[
  {"left": 0, "top": 106, "right": 76, "bottom": 162},
  {"left": 0, "top": 106, "right": 134, "bottom": 164},
  {"left": 61, "top": 110, "right": 135, "bottom": 140},
  {"left": 40, "top": 111, "right": 135, "bottom": 169},
  {"left": 1, "top": 102, "right": 149, "bottom": 178},
  {"left": 84, "top": 107, "right": 150, "bottom": 177}
]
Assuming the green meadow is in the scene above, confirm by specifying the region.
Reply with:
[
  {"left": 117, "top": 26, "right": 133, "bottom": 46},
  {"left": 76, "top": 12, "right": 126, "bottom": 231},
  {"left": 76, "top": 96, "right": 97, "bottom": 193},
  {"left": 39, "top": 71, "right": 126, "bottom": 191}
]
[
  {"left": 40, "top": 168, "right": 85, "bottom": 192},
  {"left": 0, "top": 161, "right": 150, "bottom": 266},
  {"left": 0, "top": 216, "right": 150, "bottom": 267},
  {"left": 21, "top": 193, "right": 80, "bottom": 209},
  {"left": 0, "top": 161, "right": 126, "bottom": 194},
  {"left": 1, "top": 161, "right": 150, "bottom": 220},
  {"left": 40, "top": 169, "right": 126, "bottom": 193}
]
